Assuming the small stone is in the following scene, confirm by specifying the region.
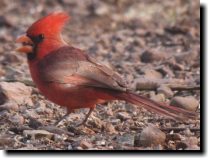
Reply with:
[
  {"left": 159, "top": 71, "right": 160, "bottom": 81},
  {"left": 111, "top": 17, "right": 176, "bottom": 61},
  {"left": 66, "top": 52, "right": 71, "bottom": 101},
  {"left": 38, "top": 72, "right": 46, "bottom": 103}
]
[
  {"left": 166, "top": 133, "right": 182, "bottom": 141},
  {"left": 0, "top": 102, "right": 19, "bottom": 112},
  {"left": 176, "top": 141, "right": 188, "bottom": 150},
  {"left": 157, "top": 85, "right": 174, "bottom": 98},
  {"left": 183, "top": 128, "right": 194, "bottom": 136},
  {"left": 135, "top": 78, "right": 158, "bottom": 90},
  {"left": 168, "top": 140, "right": 176, "bottom": 150},
  {"left": 125, "top": 103, "right": 137, "bottom": 113},
  {"left": 67, "top": 144, "right": 73, "bottom": 150},
  {"left": 53, "top": 134, "right": 67, "bottom": 142},
  {"left": 80, "top": 140, "right": 93, "bottom": 149},
  {"left": 0, "top": 82, "right": 32, "bottom": 105},
  {"left": 110, "top": 119, "right": 121, "bottom": 125},
  {"left": 103, "top": 122, "right": 117, "bottom": 134},
  {"left": 79, "top": 126, "right": 95, "bottom": 135},
  {"left": 186, "top": 145, "right": 200, "bottom": 150},
  {"left": 0, "top": 135, "right": 14, "bottom": 146},
  {"left": 89, "top": 115, "right": 103, "bottom": 129},
  {"left": 116, "top": 112, "right": 131, "bottom": 121},
  {"left": 95, "top": 4, "right": 109, "bottom": 16},
  {"left": 35, "top": 101, "right": 46, "bottom": 114},
  {"left": 142, "top": 69, "right": 163, "bottom": 79},
  {"left": 116, "top": 133, "right": 135, "bottom": 146},
  {"left": 141, "top": 50, "right": 167, "bottom": 63},
  {"left": 28, "top": 117, "right": 43, "bottom": 129},
  {"left": 135, "top": 125, "right": 166, "bottom": 147},
  {"left": 150, "top": 92, "right": 165, "bottom": 103},
  {"left": 23, "top": 130, "right": 53, "bottom": 140},
  {"left": 184, "top": 137, "right": 198, "bottom": 146},
  {"left": 96, "top": 140, "right": 106, "bottom": 146},
  {"left": 171, "top": 63, "right": 185, "bottom": 71},
  {"left": 9, "top": 114, "right": 25, "bottom": 125},
  {"left": 170, "top": 96, "right": 199, "bottom": 111}
]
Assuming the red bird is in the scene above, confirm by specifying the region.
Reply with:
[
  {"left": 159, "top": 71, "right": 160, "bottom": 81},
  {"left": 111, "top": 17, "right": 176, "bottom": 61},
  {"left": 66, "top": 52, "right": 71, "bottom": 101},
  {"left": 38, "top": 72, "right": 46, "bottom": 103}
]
[{"left": 16, "top": 12, "right": 196, "bottom": 126}]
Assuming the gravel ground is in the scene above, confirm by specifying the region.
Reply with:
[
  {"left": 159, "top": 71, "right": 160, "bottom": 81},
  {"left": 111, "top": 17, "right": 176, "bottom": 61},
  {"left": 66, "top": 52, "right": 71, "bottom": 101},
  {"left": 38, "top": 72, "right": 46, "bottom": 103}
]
[{"left": 0, "top": 0, "right": 200, "bottom": 150}]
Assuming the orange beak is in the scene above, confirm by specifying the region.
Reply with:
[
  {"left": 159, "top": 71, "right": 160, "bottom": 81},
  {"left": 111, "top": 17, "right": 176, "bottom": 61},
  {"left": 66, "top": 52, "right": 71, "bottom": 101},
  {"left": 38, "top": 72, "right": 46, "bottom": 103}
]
[{"left": 16, "top": 35, "right": 34, "bottom": 53}]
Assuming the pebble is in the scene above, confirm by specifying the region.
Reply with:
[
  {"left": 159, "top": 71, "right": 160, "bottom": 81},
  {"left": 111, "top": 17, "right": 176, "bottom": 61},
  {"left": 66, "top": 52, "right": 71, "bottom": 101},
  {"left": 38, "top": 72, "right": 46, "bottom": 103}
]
[
  {"left": 140, "top": 50, "right": 166, "bottom": 63},
  {"left": 80, "top": 140, "right": 93, "bottom": 149},
  {"left": 23, "top": 130, "right": 53, "bottom": 140},
  {"left": 170, "top": 96, "right": 199, "bottom": 111},
  {"left": 28, "top": 117, "right": 43, "bottom": 129},
  {"left": 183, "top": 128, "right": 194, "bottom": 136},
  {"left": 142, "top": 69, "right": 163, "bottom": 79},
  {"left": 186, "top": 145, "right": 200, "bottom": 150},
  {"left": 116, "top": 133, "right": 135, "bottom": 146},
  {"left": 176, "top": 141, "right": 188, "bottom": 150},
  {"left": 166, "top": 133, "right": 182, "bottom": 141},
  {"left": 184, "top": 137, "right": 198, "bottom": 146},
  {"left": 96, "top": 140, "right": 106, "bottom": 146},
  {"left": 150, "top": 92, "right": 166, "bottom": 103},
  {"left": 0, "top": 82, "right": 32, "bottom": 105},
  {"left": 0, "top": 101, "right": 19, "bottom": 112},
  {"left": 103, "top": 122, "right": 117, "bottom": 134},
  {"left": 135, "top": 78, "right": 158, "bottom": 90},
  {"left": 116, "top": 112, "right": 131, "bottom": 121},
  {"left": 157, "top": 85, "right": 174, "bottom": 98},
  {"left": 135, "top": 125, "right": 166, "bottom": 147},
  {"left": 89, "top": 115, "right": 103, "bottom": 129},
  {"left": 67, "top": 144, "right": 73, "bottom": 150},
  {"left": 0, "top": 135, "right": 14, "bottom": 146},
  {"left": 9, "top": 114, "right": 25, "bottom": 125},
  {"left": 110, "top": 119, "right": 121, "bottom": 125}
]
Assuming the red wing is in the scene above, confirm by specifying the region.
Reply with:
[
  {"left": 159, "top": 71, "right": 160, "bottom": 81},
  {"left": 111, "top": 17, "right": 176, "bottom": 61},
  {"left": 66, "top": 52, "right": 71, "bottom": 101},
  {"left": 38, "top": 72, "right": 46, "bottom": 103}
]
[{"left": 38, "top": 46, "right": 127, "bottom": 91}]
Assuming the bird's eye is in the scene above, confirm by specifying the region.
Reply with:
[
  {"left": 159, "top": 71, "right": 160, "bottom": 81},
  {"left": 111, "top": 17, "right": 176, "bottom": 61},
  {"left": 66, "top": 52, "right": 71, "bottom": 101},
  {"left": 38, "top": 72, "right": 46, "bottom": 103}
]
[
  {"left": 30, "top": 34, "right": 44, "bottom": 44},
  {"left": 38, "top": 34, "right": 44, "bottom": 41}
]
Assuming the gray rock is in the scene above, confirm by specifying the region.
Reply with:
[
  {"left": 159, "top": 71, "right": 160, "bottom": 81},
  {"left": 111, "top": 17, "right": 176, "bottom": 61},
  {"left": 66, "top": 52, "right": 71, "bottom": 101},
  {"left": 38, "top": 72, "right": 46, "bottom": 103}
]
[
  {"left": 142, "top": 69, "right": 163, "bottom": 79},
  {"left": 23, "top": 130, "right": 53, "bottom": 140},
  {"left": 103, "top": 122, "right": 117, "bottom": 134},
  {"left": 9, "top": 114, "right": 25, "bottom": 125},
  {"left": 89, "top": 115, "right": 103, "bottom": 129},
  {"left": 0, "top": 135, "right": 15, "bottom": 146},
  {"left": 116, "top": 112, "right": 131, "bottom": 121},
  {"left": 135, "top": 78, "right": 158, "bottom": 90},
  {"left": 0, "top": 82, "right": 32, "bottom": 105},
  {"left": 79, "top": 140, "right": 93, "bottom": 149},
  {"left": 141, "top": 50, "right": 167, "bottom": 63},
  {"left": 0, "top": 102, "right": 19, "bottom": 112},
  {"left": 150, "top": 92, "right": 166, "bottom": 103},
  {"left": 157, "top": 85, "right": 174, "bottom": 98},
  {"left": 116, "top": 133, "right": 135, "bottom": 146},
  {"left": 170, "top": 96, "right": 199, "bottom": 111},
  {"left": 135, "top": 125, "right": 166, "bottom": 147}
]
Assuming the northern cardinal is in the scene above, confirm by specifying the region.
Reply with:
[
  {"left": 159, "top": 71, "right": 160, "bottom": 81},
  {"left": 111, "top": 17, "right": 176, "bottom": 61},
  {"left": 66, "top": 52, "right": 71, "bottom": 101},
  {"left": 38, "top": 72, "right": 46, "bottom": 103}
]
[{"left": 16, "top": 12, "right": 196, "bottom": 126}]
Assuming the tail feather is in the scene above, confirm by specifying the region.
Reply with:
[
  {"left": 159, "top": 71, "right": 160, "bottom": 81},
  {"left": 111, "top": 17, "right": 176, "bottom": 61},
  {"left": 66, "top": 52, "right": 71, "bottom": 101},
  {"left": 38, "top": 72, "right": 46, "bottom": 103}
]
[{"left": 117, "top": 92, "right": 197, "bottom": 121}]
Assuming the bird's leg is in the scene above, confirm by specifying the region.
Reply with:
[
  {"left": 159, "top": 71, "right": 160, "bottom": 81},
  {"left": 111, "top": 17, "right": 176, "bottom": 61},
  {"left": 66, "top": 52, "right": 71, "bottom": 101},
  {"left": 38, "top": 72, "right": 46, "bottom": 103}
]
[
  {"left": 76, "top": 108, "right": 94, "bottom": 127},
  {"left": 54, "top": 112, "right": 71, "bottom": 126}
]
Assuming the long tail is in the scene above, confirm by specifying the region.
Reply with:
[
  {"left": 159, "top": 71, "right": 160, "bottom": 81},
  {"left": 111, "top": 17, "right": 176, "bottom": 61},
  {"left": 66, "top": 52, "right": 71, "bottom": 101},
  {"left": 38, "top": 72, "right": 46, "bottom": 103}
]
[{"left": 116, "top": 91, "right": 197, "bottom": 121}]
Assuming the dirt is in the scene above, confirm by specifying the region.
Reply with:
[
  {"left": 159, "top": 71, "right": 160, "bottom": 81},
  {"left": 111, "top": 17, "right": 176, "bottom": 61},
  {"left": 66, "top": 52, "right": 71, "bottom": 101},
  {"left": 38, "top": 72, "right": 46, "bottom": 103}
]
[{"left": 0, "top": 0, "right": 200, "bottom": 150}]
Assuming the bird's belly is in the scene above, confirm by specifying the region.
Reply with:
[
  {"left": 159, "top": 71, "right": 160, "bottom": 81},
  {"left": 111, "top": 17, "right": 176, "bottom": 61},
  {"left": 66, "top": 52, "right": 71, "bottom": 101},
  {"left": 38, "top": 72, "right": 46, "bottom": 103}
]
[
  {"left": 35, "top": 80, "right": 112, "bottom": 109},
  {"left": 29, "top": 64, "right": 116, "bottom": 109}
]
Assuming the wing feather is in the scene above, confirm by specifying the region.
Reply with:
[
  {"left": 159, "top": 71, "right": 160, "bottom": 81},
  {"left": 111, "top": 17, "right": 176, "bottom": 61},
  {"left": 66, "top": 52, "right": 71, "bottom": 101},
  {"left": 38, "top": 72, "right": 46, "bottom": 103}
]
[{"left": 38, "top": 46, "right": 127, "bottom": 91}]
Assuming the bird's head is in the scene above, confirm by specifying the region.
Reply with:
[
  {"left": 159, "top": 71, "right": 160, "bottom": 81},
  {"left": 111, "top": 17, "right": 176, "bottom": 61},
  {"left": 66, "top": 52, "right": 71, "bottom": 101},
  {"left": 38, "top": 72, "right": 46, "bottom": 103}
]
[{"left": 16, "top": 12, "right": 69, "bottom": 61}]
